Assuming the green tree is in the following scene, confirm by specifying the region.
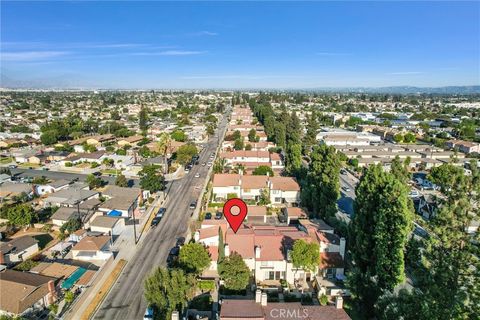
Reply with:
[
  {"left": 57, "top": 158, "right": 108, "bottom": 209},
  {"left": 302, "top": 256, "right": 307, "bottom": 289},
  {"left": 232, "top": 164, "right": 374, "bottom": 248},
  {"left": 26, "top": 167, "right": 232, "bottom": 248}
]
[
  {"left": 40, "top": 130, "right": 59, "bottom": 145},
  {"left": 86, "top": 174, "right": 103, "bottom": 189},
  {"left": 60, "top": 217, "right": 81, "bottom": 234},
  {"left": 64, "top": 290, "right": 75, "bottom": 304},
  {"left": 218, "top": 252, "right": 250, "bottom": 291},
  {"left": 139, "top": 107, "right": 149, "bottom": 132},
  {"left": 248, "top": 129, "right": 258, "bottom": 142},
  {"left": 144, "top": 267, "right": 196, "bottom": 320},
  {"left": 348, "top": 164, "right": 413, "bottom": 318},
  {"left": 301, "top": 144, "right": 341, "bottom": 219},
  {"left": 178, "top": 243, "right": 211, "bottom": 274},
  {"left": 252, "top": 165, "right": 274, "bottom": 176},
  {"left": 213, "top": 158, "right": 227, "bottom": 174},
  {"left": 218, "top": 227, "right": 225, "bottom": 262},
  {"left": 233, "top": 138, "right": 244, "bottom": 150},
  {"left": 175, "top": 144, "right": 198, "bottom": 165},
  {"left": 403, "top": 132, "right": 416, "bottom": 143},
  {"left": 274, "top": 123, "right": 286, "bottom": 149},
  {"left": 139, "top": 165, "right": 165, "bottom": 193},
  {"left": 258, "top": 188, "right": 271, "bottom": 205},
  {"left": 115, "top": 174, "right": 128, "bottom": 187},
  {"left": 171, "top": 130, "right": 187, "bottom": 142},
  {"left": 391, "top": 155, "right": 411, "bottom": 184},
  {"left": 157, "top": 132, "right": 172, "bottom": 174},
  {"left": 393, "top": 133, "right": 404, "bottom": 143},
  {"left": 286, "top": 142, "right": 302, "bottom": 176},
  {"left": 304, "top": 111, "right": 319, "bottom": 154},
  {"left": 6, "top": 204, "right": 36, "bottom": 227},
  {"left": 291, "top": 239, "right": 320, "bottom": 273}
]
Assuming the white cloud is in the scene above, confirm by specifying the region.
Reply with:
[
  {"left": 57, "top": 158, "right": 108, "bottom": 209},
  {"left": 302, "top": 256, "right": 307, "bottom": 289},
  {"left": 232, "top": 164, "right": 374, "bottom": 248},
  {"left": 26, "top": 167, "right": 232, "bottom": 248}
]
[
  {"left": 132, "top": 50, "right": 206, "bottom": 56},
  {"left": 1, "top": 51, "right": 70, "bottom": 61},
  {"left": 188, "top": 31, "right": 218, "bottom": 36}
]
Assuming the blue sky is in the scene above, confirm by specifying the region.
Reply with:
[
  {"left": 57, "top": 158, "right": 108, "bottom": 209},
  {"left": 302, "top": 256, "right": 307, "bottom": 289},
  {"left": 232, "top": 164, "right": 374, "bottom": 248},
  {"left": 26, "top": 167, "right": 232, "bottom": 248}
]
[{"left": 1, "top": 1, "right": 479, "bottom": 89}]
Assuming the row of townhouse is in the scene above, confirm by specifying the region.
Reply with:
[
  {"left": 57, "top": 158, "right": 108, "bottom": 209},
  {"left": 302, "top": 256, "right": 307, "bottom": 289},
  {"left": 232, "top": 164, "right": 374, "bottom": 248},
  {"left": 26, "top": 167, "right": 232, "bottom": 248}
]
[
  {"left": 219, "top": 150, "right": 284, "bottom": 171},
  {"left": 212, "top": 173, "right": 300, "bottom": 205},
  {"left": 195, "top": 219, "right": 346, "bottom": 295}
]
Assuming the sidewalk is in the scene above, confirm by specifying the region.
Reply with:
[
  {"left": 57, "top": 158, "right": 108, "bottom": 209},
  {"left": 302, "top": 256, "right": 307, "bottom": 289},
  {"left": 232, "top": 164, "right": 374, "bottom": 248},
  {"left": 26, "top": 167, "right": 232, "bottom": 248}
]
[{"left": 64, "top": 195, "right": 164, "bottom": 320}]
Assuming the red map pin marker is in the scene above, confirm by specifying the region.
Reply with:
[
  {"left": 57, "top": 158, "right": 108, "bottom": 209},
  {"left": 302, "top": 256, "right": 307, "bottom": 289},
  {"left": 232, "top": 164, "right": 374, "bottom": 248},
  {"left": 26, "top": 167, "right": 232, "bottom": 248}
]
[{"left": 223, "top": 198, "right": 248, "bottom": 233}]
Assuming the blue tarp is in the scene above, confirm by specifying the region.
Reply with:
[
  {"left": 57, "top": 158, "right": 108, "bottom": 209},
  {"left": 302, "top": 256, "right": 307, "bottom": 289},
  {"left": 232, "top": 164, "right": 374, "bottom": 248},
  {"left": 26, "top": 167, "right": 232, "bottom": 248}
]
[
  {"left": 61, "top": 267, "right": 87, "bottom": 289},
  {"left": 107, "top": 209, "right": 122, "bottom": 217}
]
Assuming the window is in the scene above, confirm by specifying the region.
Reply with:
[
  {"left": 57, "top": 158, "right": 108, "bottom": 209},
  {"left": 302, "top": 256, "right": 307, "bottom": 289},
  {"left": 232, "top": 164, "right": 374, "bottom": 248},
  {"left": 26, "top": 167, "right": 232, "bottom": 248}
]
[
  {"left": 275, "top": 271, "right": 281, "bottom": 280},
  {"left": 269, "top": 271, "right": 275, "bottom": 280},
  {"left": 275, "top": 197, "right": 281, "bottom": 203},
  {"left": 326, "top": 268, "right": 336, "bottom": 279}
]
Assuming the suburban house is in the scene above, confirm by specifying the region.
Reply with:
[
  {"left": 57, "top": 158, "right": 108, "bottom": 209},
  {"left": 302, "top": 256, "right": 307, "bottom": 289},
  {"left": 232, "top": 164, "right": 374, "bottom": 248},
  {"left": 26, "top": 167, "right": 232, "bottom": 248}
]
[
  {"left": 0, "top": 182, "right": 34, "bottom": 200},
  {"left": 212, "top": 173, "right": 300, "bottom": 205},
  {"left": 89, "top": 216, "right": 125, "bottom": 237},
  {"left": 98, "top": 185, "right": 142, "bottom": 218},
  {"left": 117, "top": 135, "right": 144, "bottom": 147},
  {"left": 71, "top": 235, "right": 112, "bottom": 261},
  {"left": 35, "top": 179, "right": 71, "bottom": 196},
  {"left": 196, "top": 222, "right": 346, "bottom": 292},
  {"left": 0, "top": 236, "right": 39, "bottom": 266},
  {"left": 446, "top": 139, "right": 480, "bottom": 154},
  {"left": 220, "top": 295, "right": 350, "bottom": 320},
  {"left": 50, "top": 207, "right": 81, "bottom": 227},
  {"left": 42, "top": 184, "right": 99, "bottom": 207},
  {"left": 60, "top": 151, "right": 105, "bottom": 166},
  {"left": 0, "top": 269, "right": 58, "bottom": 316}
]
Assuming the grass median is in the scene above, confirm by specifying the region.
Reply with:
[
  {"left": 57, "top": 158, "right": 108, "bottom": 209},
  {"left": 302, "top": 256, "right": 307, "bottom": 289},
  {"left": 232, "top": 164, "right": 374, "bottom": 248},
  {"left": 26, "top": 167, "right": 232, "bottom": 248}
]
[{"left": 81, "top": 259, "right": 127, "bottom": 320}]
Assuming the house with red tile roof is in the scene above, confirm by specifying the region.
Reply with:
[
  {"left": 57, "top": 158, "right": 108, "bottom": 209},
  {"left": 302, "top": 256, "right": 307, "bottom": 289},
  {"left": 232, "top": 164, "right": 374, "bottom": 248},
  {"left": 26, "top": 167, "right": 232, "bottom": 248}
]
[
  {"left": 195, "top": 221, "right": 345, "bottom": 289},
  {"left": 212, "top": 173, "right": 300, "bottom": 205},
  {"left": 220, "top": 291, "right": 350, "bottom": 320}
]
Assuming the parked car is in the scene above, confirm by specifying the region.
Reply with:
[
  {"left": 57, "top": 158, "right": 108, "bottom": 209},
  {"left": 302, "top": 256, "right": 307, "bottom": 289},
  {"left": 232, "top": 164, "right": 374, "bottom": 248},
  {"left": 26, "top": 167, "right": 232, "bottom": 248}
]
[
  {"left": 158, "top": 207, "right": 166, "bottom": 216},
  {"left": 202, "top": 162, "right": 206, "bottom": 166},
  {"left": 215, "top": 212, "right": 223, "bottom": 220},
  {"left": 151, "top": 216, "right": 162, "bottom": 228},
  {"left": 8, "top": 164, "right": 17, "bottom": 169},
  {"left": 342, "top": 186, "right": 351, "bottom": 192},
  {"left": 189, "top": 202, "right": 196, "bottom": 209},
  {"left": 205, "top": 212, "right": 212, "bottom": 219},
  {"left": 176, "top": 237, "right": 185, "bottom": 247},
  {"left": 144, "top": 307, "right": 154, "bottom": 320},
  {"left": 194, "top": 173, "right": 200, "bottom": 178}
]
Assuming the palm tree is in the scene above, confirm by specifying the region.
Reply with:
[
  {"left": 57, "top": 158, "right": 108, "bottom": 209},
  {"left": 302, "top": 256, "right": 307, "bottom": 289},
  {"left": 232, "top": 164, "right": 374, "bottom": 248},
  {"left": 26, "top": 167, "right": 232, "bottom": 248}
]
[
  {"left": 213, "top": 158, "right": 227, "bottom": 174},
  {"left": 157, "top": 132, "right": 172, "bottom": 174},
  {"left": 232, "top": 163, "right": 245, "bottom": 174}
]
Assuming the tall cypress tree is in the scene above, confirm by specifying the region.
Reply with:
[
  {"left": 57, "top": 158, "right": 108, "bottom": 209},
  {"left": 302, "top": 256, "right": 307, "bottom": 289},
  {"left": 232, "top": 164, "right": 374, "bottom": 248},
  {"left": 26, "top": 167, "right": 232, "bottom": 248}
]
[{"left": 348, "top": 164, "right": 413, "bottom": 318}]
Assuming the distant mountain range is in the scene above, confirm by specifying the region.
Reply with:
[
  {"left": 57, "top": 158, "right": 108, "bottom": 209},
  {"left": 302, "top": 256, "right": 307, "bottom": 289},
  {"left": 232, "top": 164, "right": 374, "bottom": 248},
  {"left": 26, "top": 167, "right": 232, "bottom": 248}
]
[
  {"left": 303, "top": 86, "right": 480, "bottom": 94},
  {"left": 1, "top": 72, "right": 479, "bottom": 94}
]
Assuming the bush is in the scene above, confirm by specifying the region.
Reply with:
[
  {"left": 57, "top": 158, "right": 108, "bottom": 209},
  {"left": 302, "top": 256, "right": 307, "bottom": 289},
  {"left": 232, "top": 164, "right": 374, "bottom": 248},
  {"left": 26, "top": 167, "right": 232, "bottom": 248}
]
[
  {"left": 90, "top": 162, "right": 100, "bottom": 169},
  {"left": 14, "top": 259, "right": 39, "bottom": 271},
  {"left": 65, "top": 162, "right": 73, "bottom": 167},
  {"left": 198, "top": 280, "right": 215, "bottom": 292},
  {"left": 319, "top": 294, "right": 328, "bottom": 306}
]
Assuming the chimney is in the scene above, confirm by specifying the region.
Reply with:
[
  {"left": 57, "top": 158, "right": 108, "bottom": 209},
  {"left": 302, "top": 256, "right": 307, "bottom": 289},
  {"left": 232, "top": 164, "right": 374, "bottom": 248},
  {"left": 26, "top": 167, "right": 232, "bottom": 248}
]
[
  {"left": 255, "top": 289, "right": 262, "bottom": 303},
  {"left": 261, "top": 293, "right": 268, "bottom": 306},
  {"left": 335, "top": 296, "right": 343, "bottom": 309},
  {"left": 339, "top": 238, "right": 346, "bottom": 259},
  {"left": 224, "top": 244, "right": 230, "bottom": 257},
  {"left": 171, "top": 311, "right": 179, "bottom": 320},
  {"left": 47, "top": 280, "right": 56, "bottom": 304},
  {"left": 255, "top": 246, "right": 261, "bottom": 259},
  {"left": 194, "top": 231, "right": 200, "bottom": 242}
]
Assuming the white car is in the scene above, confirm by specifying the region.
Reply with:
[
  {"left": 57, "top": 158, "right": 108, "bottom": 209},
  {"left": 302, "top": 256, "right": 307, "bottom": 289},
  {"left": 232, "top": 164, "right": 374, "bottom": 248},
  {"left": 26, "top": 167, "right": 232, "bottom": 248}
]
[
  {"left": 195, "top": 173, "right": 200, "bottom": 178},
  {"left": 207, "top": 162, "right": 212, "bottom": 167}
]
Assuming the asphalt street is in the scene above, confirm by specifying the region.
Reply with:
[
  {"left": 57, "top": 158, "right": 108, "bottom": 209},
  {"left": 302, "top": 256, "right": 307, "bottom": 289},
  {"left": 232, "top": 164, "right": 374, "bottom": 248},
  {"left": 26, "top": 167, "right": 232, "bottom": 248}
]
[
  {"left": 92, "top": 113, "right": 229, "bottom": 320},
  {"left": 337, "top": 170, "right": 358, "bottom": 216}
]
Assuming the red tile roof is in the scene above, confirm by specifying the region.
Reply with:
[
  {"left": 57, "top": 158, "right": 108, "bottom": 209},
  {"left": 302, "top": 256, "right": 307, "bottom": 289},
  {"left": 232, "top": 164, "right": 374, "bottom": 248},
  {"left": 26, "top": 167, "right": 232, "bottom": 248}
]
[
  {"left": 213, "top": 174, "right": 241, "bottom": 187},
  {"left": 320, "top": 252, "right": 344, "bottom": 269}
]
